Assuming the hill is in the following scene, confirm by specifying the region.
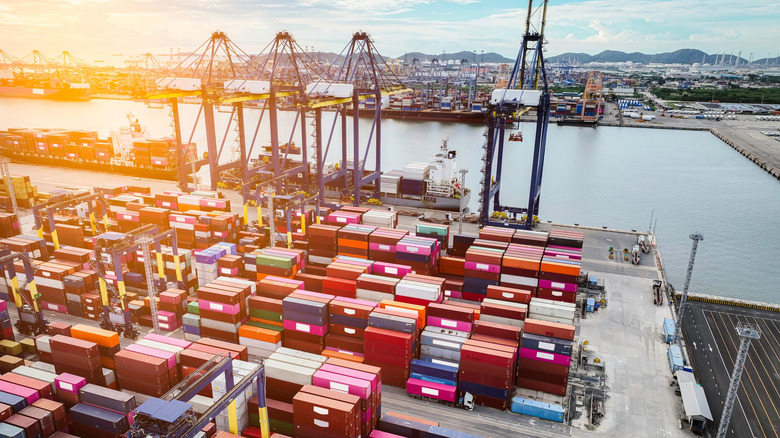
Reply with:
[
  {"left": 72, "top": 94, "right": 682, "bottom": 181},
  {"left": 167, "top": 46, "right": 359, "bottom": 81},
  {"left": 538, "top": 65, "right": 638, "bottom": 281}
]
[
  {"left": 547, "top": 49, "right": 742, "bottom": 65},
  {"left": 398, "top": 51, "right": 514, "bottom": 64}
]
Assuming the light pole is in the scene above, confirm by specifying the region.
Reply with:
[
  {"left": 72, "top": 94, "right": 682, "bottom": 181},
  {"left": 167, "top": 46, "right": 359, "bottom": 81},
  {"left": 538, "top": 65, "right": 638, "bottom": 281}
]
[{"left": 458, "top": 168, "right": 468, "bottom": 234}]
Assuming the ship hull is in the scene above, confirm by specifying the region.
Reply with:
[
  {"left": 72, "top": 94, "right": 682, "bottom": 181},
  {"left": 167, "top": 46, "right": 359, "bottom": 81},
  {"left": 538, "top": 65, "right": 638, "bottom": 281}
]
[
  {"left": 379, "top": 192, "right": 471, "bottom": 211},
  {"left": 0, "top": 150, "right": 179, "bottom": 181},
  {"left": 0, "top": 86, "right": 90, "bottom": 101},
  {"left": 347, "top": 108, "right": 486, "bottom": 124}
]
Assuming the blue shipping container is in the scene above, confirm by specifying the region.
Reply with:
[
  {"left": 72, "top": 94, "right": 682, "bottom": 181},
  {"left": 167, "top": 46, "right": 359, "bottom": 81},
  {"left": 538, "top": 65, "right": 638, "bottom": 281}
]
[
  {"left": 410, "top": 359, "right": 459, "bottom": 382},
  {"left": 510, "top": 397, "right": 564, "bottom": 422},
  {"left": 668, "top": 345, "right": 684, "bottom": 373},
  {"left": 663, "top": 318, "right": 675, "bottom": 343},
  {"left": 0, "top": 423, "right": 25, "bottom": 438}
]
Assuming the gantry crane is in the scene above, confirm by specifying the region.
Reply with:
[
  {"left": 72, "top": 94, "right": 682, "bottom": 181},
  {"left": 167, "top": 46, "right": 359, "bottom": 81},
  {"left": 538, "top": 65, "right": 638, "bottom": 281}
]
[
  {"left": 479, "top": 0, "right": 550, "bottom": 229},
  {"left": 32, "top": 192, "right": 110, "bottom": 250},
  {"left": 0, "top": 249, "right": 48, "bottom": 336},
  {"left": 579, "top": 70, "right": 604, "bottom": 123}
]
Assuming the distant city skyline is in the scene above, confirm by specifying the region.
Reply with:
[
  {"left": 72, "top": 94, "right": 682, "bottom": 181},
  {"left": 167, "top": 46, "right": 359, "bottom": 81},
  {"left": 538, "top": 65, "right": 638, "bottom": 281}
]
[{"left": 1, "top": 0, "right": 778, "bottom": 66}]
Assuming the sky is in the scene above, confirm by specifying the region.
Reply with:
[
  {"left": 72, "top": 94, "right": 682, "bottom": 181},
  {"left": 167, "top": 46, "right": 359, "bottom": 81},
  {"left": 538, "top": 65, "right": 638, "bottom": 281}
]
[{"left": 1, "top": 0, "right": 779, "bottom": 65}]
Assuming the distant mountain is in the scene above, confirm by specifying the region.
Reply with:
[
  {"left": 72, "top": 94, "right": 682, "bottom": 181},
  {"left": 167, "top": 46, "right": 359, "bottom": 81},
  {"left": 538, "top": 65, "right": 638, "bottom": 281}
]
[
  {"left": 547, "top": 49, "right": 748, "bottom": 65},
  {"left": 397, "top": 51, "right": 514, "bottom": 64}
]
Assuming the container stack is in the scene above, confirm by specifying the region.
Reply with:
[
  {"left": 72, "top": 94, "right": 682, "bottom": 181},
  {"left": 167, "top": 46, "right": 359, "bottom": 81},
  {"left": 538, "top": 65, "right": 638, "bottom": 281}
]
[
  {"left": 395, "top": 236, "right": 439, "bottom": 276},
  {"left": 407, "top": 358, "right": 459, "bottom": 403},
  {"left": 528, "top": 297, "right": 576, "bottom": 325},
  {"left": 69, "top": 324, "right": 120, "bottom": 370},
  {"left": 479, "top": 296, "right": 527, "bottom": 329},
  {"left": 282, "top": 291, "right": 334, "bottom": 354},
  {"left": 293, "top": 385, "right": 361, "bottom": 438},
  {"left": 517, "top": 318, "right": 575, "bottom": 397},
  {"left": 113, "top": 348, "right": 171, "bottom": 397},
  {"left": 458, "top": 338, "right": 516, "bottom": 410},
  {"left": 325, "top": 297, "right": 377, "bottom": 361},
  {"left": 195, "top": 244, "right": 232, "bottom": 286},
  {"left": 538, "top": 230, "right": 583, "bottom": 303},
  {"left": 355, "top": 273, "right": 399, "bottom": 303},
  {"left": 0, "top": 213, "right": 19, "bottom": 238},
  {"left": 197, "top": 279, "right": 252, "bottom": 343},
  {"left": 247, "top": 248, "right": 304, "bottom": 281},
  {"left": 365, "top": 302, "right": 422, "bottom": 387},
  {"left": 322, "top": 259, "right": 368, "bottom": 299},
  {"left": 462, "top": 242, "right": 504, "bottom": 301},
  {"left": 49, "top": 335, "right": 103, "bottom": 385},
  {"left": 400, "top": 163, "right": 429, "bottom": 197},
  {"left": 500, "top": 243, "right": 543, "bottom": 293},
  {"left": 0, "top": 301, "right": 12, "bottom": 341},
  {"left": 327, "top": 210, "right": 362, "bottom": 227},
  {"left": 379, "top": 170, "right": 403, "bottom": 196},
  {"left": 240, "top": 296, "right": 284, "bottom": 358},
  {"left": 217, "top": 254, "right": 244, "bottom": 278},
  {"left": 212, "top": 360, "right": 260, "bottom": 433},
  {"left": 72, "top": 384, "right": 136, "bottom": 437},
  {"left": 367, "top": 228, "right": 407, "bottom": 263},
  {"left": 337, "top": 224, "right": 376, "bottom": 259},
  {"left": 152, "top": 247, "right": 196, "bottom": 294},
  {"left": 361, "top": 210, "right": 398, "bottom": 229},
  {"left": 307, "top": 224, "right": 340, "bottom": 265},
  {"left": 182, "top": 301, "right": 201, "bottom": 340},
  {"left": 415, "top": 223, "right": 449, "bottom": 254},
  {"left": 310, "top": 361, "right": 378, "bottom": 437},
  {"left": 264, "top": 348, "right": 326, "bottom": 436}
]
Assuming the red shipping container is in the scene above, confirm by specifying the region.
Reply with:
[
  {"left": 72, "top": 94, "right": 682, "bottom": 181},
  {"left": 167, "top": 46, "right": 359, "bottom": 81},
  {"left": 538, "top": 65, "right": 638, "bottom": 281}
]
[
  {"left": 486, "top": 285, "right": 533, "bottom": 304},
  {"left": 523, "top": 318, "right": 575, "bottom": 341},
  {"left": 472, "top": 320, "right": 522, "bottom": 341}
]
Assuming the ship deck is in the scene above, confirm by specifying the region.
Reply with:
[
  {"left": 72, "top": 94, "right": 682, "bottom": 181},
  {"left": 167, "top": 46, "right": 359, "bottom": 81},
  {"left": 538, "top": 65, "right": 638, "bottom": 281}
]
[{"left": 682, "top": 301, "right": 780, "bottom": 438}]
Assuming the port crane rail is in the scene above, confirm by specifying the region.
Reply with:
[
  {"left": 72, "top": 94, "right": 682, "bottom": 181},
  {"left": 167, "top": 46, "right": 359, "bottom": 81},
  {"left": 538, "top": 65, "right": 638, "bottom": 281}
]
[{"left": 479, "top": 0, "right": 550, "bottom": 229}]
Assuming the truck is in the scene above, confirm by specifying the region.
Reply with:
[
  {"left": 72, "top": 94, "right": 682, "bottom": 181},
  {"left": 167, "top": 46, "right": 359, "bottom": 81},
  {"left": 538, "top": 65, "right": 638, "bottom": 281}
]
[{"left": 663, "top": 318, "right": 675, "bottom": 343}]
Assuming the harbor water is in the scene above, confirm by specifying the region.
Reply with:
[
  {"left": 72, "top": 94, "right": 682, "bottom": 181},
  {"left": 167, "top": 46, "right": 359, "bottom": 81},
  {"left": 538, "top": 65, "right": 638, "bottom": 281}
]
[{"left": 1, "top": 97, "right": 778, "bottom": 304}]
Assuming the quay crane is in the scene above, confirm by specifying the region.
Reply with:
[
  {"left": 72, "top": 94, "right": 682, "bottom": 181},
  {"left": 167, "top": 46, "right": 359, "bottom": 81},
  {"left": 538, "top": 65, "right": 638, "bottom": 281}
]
[{"left": 479, "top": 0, "right": 550, "bottom": 229}]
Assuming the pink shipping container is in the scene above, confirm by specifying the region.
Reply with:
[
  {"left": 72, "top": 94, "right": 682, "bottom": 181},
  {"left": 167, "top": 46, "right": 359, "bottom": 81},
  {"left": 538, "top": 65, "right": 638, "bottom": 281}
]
[
  {"left": 54, "top": 373, "right": 87, "bottom": 395},
  {"left": 370, "top": 431, "right": 406, "bottom": 438},
  {"left": 328, "top": 212, "right": 361, "bottom": 224},
  {"left": 169, "top": 214, "right": 196, "bottom": 224},
  {"left": 265, "top": 275, "right": 305, "bottom": 287},
  {"left": 312, "top": 369, "right": 371, "bottom": 399},
  {"left": 405, "top": 378, "right": 457, "bottom": 403},
  {"left": 396, "top": 242, "right": 432, "bottom": 256},
  {"left": 143, "top": 333, "right": 192, "bottom": 349},
  {"left": 41, "top": 302, "right": 68, "bottom": 314},
  {"left": 293, "top": 290, "right": 336, "bottom": 301},
  {"left": 198, "top": 299, "right": 241, "bottom": 315},
  {"left": 444, "top": 290, "right": 463, "bottom": 299},
  {"left": 200, "top": 198, "right": 228, "bottom": 209},
  {"left": 125, "top": 344, "right": 177, "bottom": 370},
  {"left": 318, "top": 364, "right": 377, "bottom": 392},
  {"left": 0, "top": 380, "right": 40, "bottom": 404},
  {"left": 333, "top": 296, "right": 378, "bottom": 309},
  {"left": 426, "top": 316, "right": 472, "bottom": 332},
  {"left": 283, "top": 319, "right": 327, "bottom": 336},
  {"left": 118, "top": 212, "right": 140, "bottom": 222},
  {"left": 157, "top": 310, "right": 178, "bottom": 323},
  {"left": 464, "top": 261, "right": 501, "bottom": 273},
  {"left": 519, "top": 347, "right": 572, "bottom": 367},
  {"left": 538, "top": 279, "right": 578, "bottom": 293}
]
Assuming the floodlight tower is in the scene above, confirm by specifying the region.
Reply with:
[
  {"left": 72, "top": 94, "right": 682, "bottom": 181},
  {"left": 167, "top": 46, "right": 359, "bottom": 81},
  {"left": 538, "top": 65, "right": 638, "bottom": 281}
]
[
  {"left": 715, "top": 323, "right": 760, "bottom": 438},
  {"left": 672, "top": 232, "right": 704, "bottom": 360}
]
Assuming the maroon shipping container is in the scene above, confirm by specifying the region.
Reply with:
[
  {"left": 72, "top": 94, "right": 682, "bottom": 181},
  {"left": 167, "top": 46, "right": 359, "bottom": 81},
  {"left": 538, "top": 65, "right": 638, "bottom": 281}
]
[
  {"left": 486, "top": 285, "right": 533, "bottom": 304},
  {"left": 198, "top": 326, "right": 240, "bottom": 344},
  {"left": 363, "top": 327, "right": 414, "bottom": 349},
  {"left": 5, "top": 413, "right": 42, "bottom": 438},
  {"left": 516, "top": 377, "right": 567, "bottom": 396},
  {"left": 518, "top": 357, "right": 570, "bottom": 377},
  {"left": 0, "top": 402, "right": 12, "bottom": 422},
  {"left": 267, "top": 398, "right": 294, "bottom": 423},
  {"left": 266, "top": 377, "right": 303, "bottom": 404},
  {"left": 459, "top": 344, "right": 514, "bottom": 368},
  {"left": 114, "top": 349, "right": 170, "bottom": 397},
  {"left": 19, "top": 405, "right": 56, "bottom": 437},
  {"left": 517, "top": 369, "right": 569, "bottom": 387},
  {"left": 473, "top": 394, "right": 509, "bottom": 411},
  {"left": 472, "top": 320, "right": 522, "bottom": 341},
  {"left": 329, "top": 323, "right": 366, "bottom": 339},
  {"left": 196, "top": 287, "right": 241, "bottom": 305},
  {"left": 459, "top": 358, "right": 514, "bottom": 380},
  {"left": 480, "top": 301, "right": 526, "bottom": 321},
  {"left": 32, "top": 398, "right": 67, "bottom": 430},
  {"left": 293, "top": 392, "right": 356, "bottom": 438},
  {"left": 300, "top": 385, "right": 361, "bottom": 437},
  {"left": 325, "top": 334, "right": 364, "bottom": 354},
  {"left": 523, "top": 318, "right": 575, "bottom": 341},
  {"left": 426, "top": 303, "right": 474, "bottom": 322},
  {"left": 328, "top": 301, "right": 374, "bottom": 320}
]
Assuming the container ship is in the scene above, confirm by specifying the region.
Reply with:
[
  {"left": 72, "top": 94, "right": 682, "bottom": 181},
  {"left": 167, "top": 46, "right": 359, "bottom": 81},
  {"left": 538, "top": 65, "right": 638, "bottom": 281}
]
[
  {"left": 0, "top": 121, "right": 192, "bottom": 180},
  {"left": 0, "top": 73, "right": 90, "bottom": 101}
]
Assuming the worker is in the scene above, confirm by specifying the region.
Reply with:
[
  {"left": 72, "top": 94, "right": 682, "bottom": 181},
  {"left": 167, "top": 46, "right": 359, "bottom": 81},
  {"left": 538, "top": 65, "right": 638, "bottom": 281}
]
[{"left": 132, "top": 119, "right": 141, "bottom": 133}]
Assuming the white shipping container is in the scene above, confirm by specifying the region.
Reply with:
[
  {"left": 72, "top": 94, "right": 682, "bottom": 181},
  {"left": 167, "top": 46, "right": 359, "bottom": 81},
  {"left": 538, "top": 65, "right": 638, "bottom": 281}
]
[
  {"left": 531, "top": 297, "right": 576, "bottom": 309},
  {"left": 500, "top": 274, "right": 539, "bottom": 288},
  {"left": 275, "top": 347, "right": 328, "bottom": 364},
  {"left": 490, "top": 89, "right": 543, "bottom": 106},
  {"left": 480, "top": 314, "right": 525, "bottom": 329},
  {"left": 396, "top": 280, "right": 441, "bottom": 301},
  {"left": 268, "top": 352, "right": 323, "bottom": 370},
  {"left": 135, "top": 339, "right": 184, "bottom": 362},
  {"left": 156, "top": 77, "right": 202, "bottom": 91},
  {"left": 482, "top": 298, "right": 528, "bottom": 312},
  {"left": 306, "top": 82, "right": 354, "bottom": 98},
  {"left": 356, "top": 289, "right": 394, "bottom": 303},
  {"left": 529, "top": 302, "right": 576, "bottom": 321},
  {"left": 423, "top": 326, "right": 471, "bottom": 339},
  {"left": 265, "top": 359, "right": 318, "bottom": 385},
  {"left": 527, "top": 313, "right": 574, "bottom": 325}
]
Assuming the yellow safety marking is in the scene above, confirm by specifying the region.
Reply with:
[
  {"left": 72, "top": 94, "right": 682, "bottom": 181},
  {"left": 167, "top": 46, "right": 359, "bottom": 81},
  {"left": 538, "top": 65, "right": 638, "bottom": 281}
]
[
  {"left": 28, "top": 281, "right": 40, "bottom": 312},
  {"left": 156, "top": 252, "right": 165, "bottom": 278},
  {"left": 257, "top": 206, "right": 263, "bottom": 228},
  {"left": 37, "top": 227, "right": 43, "bottom": 239},
  {"left": 173, "top": 255, "right": 183, "bottom": 282},
  {"left": 51, "top": 229, "right": 60, "bottom": 250},
  {"left": 227, "top": 399, "right": 238, "bottom": 433},
  {"left": 287, "top": 232, "right": 292, "bottom": 249},
  {"left": 243, "top": 203, "right": 249, "bottom": 226},
  {"left": 301, "top": 214, "right": 306, "bottom": 235},
  {"left": 99, "top": 277, "right": 109, "bottom": 306},
  {"left": 258, "top": 406, "right": 270, "bottom": 438},
  {"left": 89, "top": 212, "right": 97, "bottom": 235},
  {"left": 10, "top": 277, "right": 22, "bottom": 307}
]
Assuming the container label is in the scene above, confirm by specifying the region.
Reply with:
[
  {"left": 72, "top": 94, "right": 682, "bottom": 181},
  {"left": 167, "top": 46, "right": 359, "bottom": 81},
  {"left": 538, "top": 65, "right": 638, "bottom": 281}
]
[
  {"left": 552, "top": 291, "right": 563, "bottom": 296},
  {"left": 440, "top": 319, "right": 457, "bottom": 328},
  {"left": 502, "top": 292, "right": 515, "bottom": 299},
  {"left": 209, "top": 302, "right": 224, "bottom": 312},
  {"left": 344, "top": 309, "right": 355, "bottom": 315},
  {"left": 538, "top": 341, "right": 556, "bottom": 351},
  {"left": 330, "top": 381, "right": 349, "bottom": 392},
  {"left": 296, "top": 322, "right": 311, "bottom": 333},
  {"left": 337, "top": 217, "right": 347, "bottom": 223},
  {"left": 476, "top": 263, "right": 489, "bottom": 271},
  {"left": 42, "top": 271, "right": 51, "bottom": 277},
  {"left": 313, "top": 419, "right": 329, "bottom": 428},
  {"left": 313, "top": 406, "right": 329, "bottom": 415},
  {"left": 59, "top": 381, "right": 74, "bottom": 392},
  {"left": 176, "top": 216, "right": 186, "bottom": 222},
  {"left": 536, "top": 351, "right": 555, "bottom": 361},
  {"left": 551, "top": 282, "right": 565, "bottom": 289},
  {"left": 384, "top": 267, "right": 398, "bottom": 275},
  {"left": 421, "top": 387, "right": 439, "bottom": 396},
  {"left": 344, "top": 328, "right": 356, "bottom": 335},
  {"left": 379, "top": 244, "right": 390, "bottom": 251},
  {"left": 407, "top": 246, "right": 419, "bottom": 253}
]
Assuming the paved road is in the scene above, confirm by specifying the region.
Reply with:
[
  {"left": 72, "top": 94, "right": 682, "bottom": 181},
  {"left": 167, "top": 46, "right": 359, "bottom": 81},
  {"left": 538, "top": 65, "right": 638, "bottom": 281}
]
[{"left": 683, "top": 301, "right": 780, "bottom": 438}]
